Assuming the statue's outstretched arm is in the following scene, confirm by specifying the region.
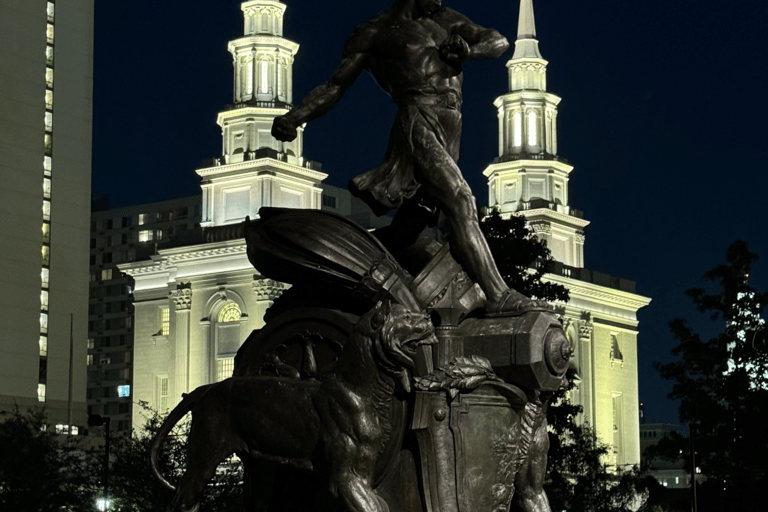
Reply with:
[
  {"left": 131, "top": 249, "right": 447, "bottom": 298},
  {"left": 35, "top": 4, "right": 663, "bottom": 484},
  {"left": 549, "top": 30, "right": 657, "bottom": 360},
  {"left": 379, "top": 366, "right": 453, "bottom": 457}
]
[
  {"left": 272, "top": 35, "right": 369, "bottom": 142},
  {"left": 439, "top": 8, "right": 509, "bottom": 63}
]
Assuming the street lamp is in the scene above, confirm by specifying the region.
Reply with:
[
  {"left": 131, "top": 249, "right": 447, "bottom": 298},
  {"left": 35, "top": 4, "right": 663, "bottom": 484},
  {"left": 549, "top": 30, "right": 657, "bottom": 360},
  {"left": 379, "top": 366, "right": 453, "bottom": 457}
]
[{"left": 88, "top": 414, "right": 111, "bottom": 510}]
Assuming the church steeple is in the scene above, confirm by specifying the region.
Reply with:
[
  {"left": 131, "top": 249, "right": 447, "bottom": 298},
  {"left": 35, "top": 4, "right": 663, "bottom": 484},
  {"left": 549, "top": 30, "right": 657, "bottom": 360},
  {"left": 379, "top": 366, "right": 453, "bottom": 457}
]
[
  {"left": 512, "top": 0, "right": 542, "bottom": 60},
  {"left": 484, "top": 0, "right": 589, "bottom": 268},
  {"left": 196, "top": 1, "right": 326, "bottom": 229}
]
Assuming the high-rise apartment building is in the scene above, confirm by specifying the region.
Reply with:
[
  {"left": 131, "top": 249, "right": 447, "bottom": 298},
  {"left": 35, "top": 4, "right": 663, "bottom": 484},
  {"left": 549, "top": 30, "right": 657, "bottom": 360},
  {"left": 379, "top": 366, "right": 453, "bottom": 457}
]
[
  {"left": 0, "top": 0, "right": 94, "bottom": 430},
  {"left": 87, "top": 196, "right": 202, "bottom": 432}
]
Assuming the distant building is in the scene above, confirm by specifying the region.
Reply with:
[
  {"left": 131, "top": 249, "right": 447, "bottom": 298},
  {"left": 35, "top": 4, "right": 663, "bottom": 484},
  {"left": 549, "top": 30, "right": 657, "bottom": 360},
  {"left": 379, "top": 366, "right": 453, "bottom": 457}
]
[
  {"left": 640, "top": 423, "right": 691, "bottom": 489},
  {"left": 0, "top": 0, "right": 94, "bottom": 431},
  {"left": 87, "top": 196, "right": 202, "bottom": 433},
  {"left": 483, "top": 0, "right": 651, "bottom": 466}
]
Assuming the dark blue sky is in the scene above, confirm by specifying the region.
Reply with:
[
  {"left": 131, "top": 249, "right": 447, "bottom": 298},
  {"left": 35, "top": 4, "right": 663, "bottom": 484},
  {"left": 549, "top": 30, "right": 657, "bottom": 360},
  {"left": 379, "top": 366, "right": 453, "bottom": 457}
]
[{"left": 92, "top": 0, "right": 768, "bottom": 425}]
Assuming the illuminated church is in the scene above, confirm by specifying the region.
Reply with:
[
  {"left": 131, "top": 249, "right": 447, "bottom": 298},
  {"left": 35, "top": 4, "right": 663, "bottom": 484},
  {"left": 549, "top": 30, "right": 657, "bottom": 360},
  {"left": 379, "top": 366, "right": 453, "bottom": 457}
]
[{"left": 122, "top": 0, "right": 650, "bottom": 467}]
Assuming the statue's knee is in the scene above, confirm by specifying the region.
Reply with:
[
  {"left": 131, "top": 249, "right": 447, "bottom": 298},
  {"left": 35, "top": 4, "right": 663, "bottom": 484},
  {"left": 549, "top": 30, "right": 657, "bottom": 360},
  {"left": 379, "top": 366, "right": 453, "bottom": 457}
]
[{"left": 447, "top": 185, "right": 477, "bottom": 218}]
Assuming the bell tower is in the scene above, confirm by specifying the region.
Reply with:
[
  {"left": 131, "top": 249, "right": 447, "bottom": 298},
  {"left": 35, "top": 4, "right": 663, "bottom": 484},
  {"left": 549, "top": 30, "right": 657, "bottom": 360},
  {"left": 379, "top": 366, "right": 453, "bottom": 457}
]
[
  {"left": 483, "top": 0, "right": 589, "bottom": 267},
  {"left": 197, "top": 0, "right": 326, "bottom": 229}
]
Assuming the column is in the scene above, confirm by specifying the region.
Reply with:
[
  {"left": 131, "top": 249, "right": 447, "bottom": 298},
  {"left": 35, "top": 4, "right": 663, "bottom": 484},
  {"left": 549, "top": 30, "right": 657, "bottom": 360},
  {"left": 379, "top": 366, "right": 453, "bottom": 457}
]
[
  {"left": 252, "top": 277, "right": 285, "bottom": 328},
  {"left": 171, "top": 286, "right": 193, "bottom": 395},
  {"left": 578, "top": 314, "right": 594, "bottom": 427}
]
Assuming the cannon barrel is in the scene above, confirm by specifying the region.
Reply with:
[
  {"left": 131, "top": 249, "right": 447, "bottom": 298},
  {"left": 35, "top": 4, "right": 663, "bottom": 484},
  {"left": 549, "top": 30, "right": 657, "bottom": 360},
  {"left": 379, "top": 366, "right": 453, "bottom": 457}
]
[{"left": 439, "top": 310, "right": 572, "bottom": 392}]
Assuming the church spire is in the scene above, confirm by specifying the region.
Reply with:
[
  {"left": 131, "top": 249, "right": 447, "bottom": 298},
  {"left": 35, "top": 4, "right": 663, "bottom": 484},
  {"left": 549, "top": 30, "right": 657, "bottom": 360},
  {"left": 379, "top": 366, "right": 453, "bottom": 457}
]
[
  {"left": 483, "top": 0, "right": 589, "bottom": 268},
  {"left": 512, "top": 0, "right": 542, "bottom": 60}
]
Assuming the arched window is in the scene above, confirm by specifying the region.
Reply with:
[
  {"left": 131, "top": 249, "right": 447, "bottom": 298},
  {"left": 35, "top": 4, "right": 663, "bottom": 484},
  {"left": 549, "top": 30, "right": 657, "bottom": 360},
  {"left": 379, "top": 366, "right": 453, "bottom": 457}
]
[
  {"left": 527, "top": 111, "right": 538, "bottom": 147},
  {"left": 513, "top": 111, "right": 523, "bottom": 148},
  {"left": 218, "top": 302, "right": 241, "bottom": 323},
  {"left": 215, "top": 302, "right": 242, "bottom": 381},
  {"left": 258, "top": 60, "right": 269, "bottom": 94}
]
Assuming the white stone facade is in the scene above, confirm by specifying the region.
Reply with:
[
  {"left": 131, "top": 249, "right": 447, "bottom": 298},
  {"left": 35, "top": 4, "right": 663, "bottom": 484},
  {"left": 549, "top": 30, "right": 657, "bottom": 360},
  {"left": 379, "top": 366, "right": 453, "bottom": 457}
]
[{"left": 485, "top": 0, "right": 651, "bottom": 467}]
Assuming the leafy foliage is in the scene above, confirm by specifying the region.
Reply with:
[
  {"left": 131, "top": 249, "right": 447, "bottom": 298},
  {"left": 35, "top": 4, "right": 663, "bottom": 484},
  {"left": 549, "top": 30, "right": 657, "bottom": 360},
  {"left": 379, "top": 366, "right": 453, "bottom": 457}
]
[
  {"left": 656, "top": 240, "right": 768, "bottom": 511},
  {"left": 480, "top": 209, "right": 569, "bottom": 303},
  {"left": 0, "top": 406, "right": 98, "bottom": 511},
  {"left": 545, "top": 423, "right": 650, "bottom": 512}
]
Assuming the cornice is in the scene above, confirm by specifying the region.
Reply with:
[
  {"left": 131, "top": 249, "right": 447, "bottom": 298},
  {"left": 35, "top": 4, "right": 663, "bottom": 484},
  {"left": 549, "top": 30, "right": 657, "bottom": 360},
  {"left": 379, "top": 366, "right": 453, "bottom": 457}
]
[
  {"left": 544, "top": 273, "right": 652, "bottom": 311},
  {"left": 483, "top": 159, "right": 574, "bottom": 176},
  {"left": 520, "top": 208, "right": 591, "bottom": 229},
  {"left": 217, "top": 107, "right": 291, "bottom": 123},
  {"left": 196, "top": 157, "right": 327, "bottom": 182},
  {"left": 493, "top": 90, "right": 561, "bottom": 106},
  {"left": 228, "top": 36, "right": 299, "bottom": 54}
]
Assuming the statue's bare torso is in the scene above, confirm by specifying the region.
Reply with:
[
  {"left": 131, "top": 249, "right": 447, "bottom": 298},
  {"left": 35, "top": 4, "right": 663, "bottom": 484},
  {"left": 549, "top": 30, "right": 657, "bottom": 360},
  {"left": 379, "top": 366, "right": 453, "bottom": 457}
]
[{"left": 359, "top": 9, "right": 464, "bottom": 100}]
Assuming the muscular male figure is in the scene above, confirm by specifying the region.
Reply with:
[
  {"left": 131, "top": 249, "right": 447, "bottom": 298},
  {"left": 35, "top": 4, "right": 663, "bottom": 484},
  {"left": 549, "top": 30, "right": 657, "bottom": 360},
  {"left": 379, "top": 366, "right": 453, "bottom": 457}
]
[{"left": 272, "top": 0, "right": 548, "bottom": 315}]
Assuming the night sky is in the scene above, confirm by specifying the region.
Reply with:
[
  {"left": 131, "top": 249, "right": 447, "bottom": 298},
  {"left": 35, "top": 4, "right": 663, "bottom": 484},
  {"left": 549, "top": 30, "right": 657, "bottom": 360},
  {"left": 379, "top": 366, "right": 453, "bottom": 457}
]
[{"left": 92, "top": 0, "right": 768, "bottom": 425}]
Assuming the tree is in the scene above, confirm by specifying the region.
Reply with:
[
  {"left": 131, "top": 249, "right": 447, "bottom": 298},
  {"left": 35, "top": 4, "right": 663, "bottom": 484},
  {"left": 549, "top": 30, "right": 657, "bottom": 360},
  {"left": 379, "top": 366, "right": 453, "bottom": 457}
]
[
  {"left": 0, "top": 406, "right": 97, "bottom": 511},
  {"left": 103, "top": 402, "right": 243, "bottom": 512},
  {"left": 656, "top": 240, "right": 768, "bottom": 511},
  {"left": 481, "top": 210, "right": 649, "bottom": 511},
  {"left": 480, "top": 209, "right": 569, "bottom": 303}
]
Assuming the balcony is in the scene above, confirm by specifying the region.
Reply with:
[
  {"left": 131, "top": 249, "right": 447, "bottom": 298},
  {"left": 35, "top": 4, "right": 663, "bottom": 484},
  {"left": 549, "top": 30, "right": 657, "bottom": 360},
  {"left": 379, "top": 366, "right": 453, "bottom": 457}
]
[
  {"left": 493, "top": 151, "right": 569, "bottom": 165},
  {"left": 546, "top": 261, "right": 636, "bottom": 293},
  {"left": 222, "top": 98, "right": 292, "bottom": 111}
]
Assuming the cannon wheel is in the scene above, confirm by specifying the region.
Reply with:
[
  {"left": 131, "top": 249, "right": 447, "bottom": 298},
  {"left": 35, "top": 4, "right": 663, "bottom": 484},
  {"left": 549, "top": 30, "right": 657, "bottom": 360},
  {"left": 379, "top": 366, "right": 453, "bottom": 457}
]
[{"left": 233, "top": 307, "right": 407, "bottom": 499}]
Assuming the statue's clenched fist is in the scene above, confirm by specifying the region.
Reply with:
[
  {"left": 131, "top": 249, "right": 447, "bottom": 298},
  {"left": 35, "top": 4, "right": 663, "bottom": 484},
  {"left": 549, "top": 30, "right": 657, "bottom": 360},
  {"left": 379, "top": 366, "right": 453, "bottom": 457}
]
[
  {"left": 439, "top": 34, "right": 471, "bottom": 65},
  {"left": 272, "top": 115, "right": 298, "bottom": 142}
]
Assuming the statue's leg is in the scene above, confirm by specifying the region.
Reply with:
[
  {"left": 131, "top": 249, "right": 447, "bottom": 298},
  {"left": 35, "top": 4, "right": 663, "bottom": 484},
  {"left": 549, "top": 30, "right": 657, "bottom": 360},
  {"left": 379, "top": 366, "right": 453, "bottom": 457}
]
[
  {"left": 410, "top": 116, "right": 551, "bottom": 315},
  {"left": 511, "top": 419, "right": 551, "bottom": 512},
  {"left": 329, "top": 435, "right": 385, "bottom": 512},
  {"left": 170, "top": 424, "right": 234, "bottom": 512},
  {"left": 409, "top": 121, "right": 508, "bottom": 302}
]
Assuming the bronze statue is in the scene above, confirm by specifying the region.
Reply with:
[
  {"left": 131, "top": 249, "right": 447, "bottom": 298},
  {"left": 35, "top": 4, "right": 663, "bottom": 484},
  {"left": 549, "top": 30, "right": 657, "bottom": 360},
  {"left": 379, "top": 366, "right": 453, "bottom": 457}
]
[
  {"left": 271, "top": 0, "right": 549, "bottom": 316},
  {"left": 150, "top": 301, "right": 437, "bottom": 512}
]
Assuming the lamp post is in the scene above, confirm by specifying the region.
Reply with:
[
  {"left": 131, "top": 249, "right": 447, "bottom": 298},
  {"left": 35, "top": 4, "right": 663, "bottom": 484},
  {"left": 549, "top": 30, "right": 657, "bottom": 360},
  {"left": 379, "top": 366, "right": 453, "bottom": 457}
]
[{"left": 88, "top": 414, "right": 111, "bottom": 509}]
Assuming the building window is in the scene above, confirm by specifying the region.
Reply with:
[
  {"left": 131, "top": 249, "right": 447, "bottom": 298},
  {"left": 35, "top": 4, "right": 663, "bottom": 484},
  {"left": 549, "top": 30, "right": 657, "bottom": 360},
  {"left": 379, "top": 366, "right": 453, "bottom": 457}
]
[
  {"left": 42, "top": 222, "right": 50, "bottom": 243},
  {"left": 215, "top": 302, "right": 242, "bottom": 381},
  {"left": 41, "top": 268, "right": 49, "bottom": 288},
  {"left": 512, "top": 111, "right": 523, "bottom": 148},
  {"left": 217, "top": 358, "right": 235, "bottom": 382},
  {"left": 42, "top": 199, "right": 51, "bottom": 221},
  {"left": 158, "top": 307, "right": 170, "bottom": 336},
  {"left": 46, "top": 45, "right": 54, "bottom": 66},
  {"left": 610, "top": 334, "right": 624, "bottom": 362},
  {"left": 527, "top": 111, "right": 538, "bottom": 147},
  {"left": 101, "top": 269, "right": 112, "bottom": 281},
  {"left": 117, "top": 385, "right": 131, "bottom": 398},
  {"left": 39, "top": 336, "right": 48, "bottom": 356},
  {"left": 45, "top": 111, "right": 53, "bottom": 132},
  {"left": 138, "top": 213, "right": 150, "bottom": 225},
  {"left": 156, "top": 376, "right": 169, "bottom": 412},
  {"left": 138, "top": 230, "right": 153, "bottom": 242},
  {"left": 260, "top": 60, "right": 269, "bottom": 93},
  {"left": 45, "top": 67, "right": 54, "bottom": 89},
  {"left": 218, "top": 302, "right": 241, "bottom": 323},
  {"left": 322, "top": 195, "right": 337, "bottom": 208},
  {"left": 38, "top": 383, "right": 46, "bottom": 402},
  {"left": 47, "top": 2, "right": 54, "bottom": 22},
  {"left": 44, "top": 156, "right": 52, "bottom": 174},
  {"left": 46, "top": 23, "right": 54, "bottom": 44},
  {"left": 40, "top": 290, "right": 48, "bottom": 311}
]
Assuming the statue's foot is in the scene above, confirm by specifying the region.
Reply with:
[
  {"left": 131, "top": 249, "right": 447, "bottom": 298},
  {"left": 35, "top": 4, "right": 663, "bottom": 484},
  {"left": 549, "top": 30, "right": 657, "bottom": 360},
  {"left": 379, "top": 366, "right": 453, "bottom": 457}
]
[{"left": 485, "top": 289, "right": 553, "bottom": 317}]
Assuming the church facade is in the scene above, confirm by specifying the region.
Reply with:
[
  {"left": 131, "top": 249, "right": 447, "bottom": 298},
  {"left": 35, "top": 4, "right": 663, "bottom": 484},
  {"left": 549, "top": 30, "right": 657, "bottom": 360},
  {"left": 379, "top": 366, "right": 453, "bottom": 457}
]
[
  {"left": 122, "top": 0, "right": 650, "bottom": 468},
  {"left": 483, "top": 0, "right": 651, "bottom": 467}
]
